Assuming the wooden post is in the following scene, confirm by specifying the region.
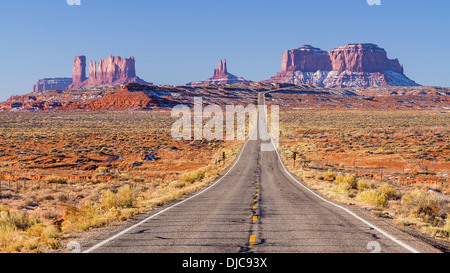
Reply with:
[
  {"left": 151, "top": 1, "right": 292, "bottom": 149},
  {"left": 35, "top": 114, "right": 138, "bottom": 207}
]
[
  {"left": 292, "top": 152, "right": 297, "bottom": 168},
  {"left": 222, "top": 151, "right": 226, "bottom": 166}
]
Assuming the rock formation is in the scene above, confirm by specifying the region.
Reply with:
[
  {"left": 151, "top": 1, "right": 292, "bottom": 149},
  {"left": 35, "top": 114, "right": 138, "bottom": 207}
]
[
  {"left": 33, "top": 78, "right": 73, "bottom": 92},
  {"left": 68, "top": 55, "right": 151, "bottom": 89},
  {"left": 328, "top": 44, "right": 403, "bottom": 74},
  {"left": 264, "top": 43, "right": 418, "bottom": 87},
  {"left": 88, "top": 55, "right": 136, "bottom": 85},
  {"left": 213, "top": 59, "right": 228, "bottom": 77},
  {"left": 2, "top": 84, "right": 448, "bottom": 112},
  {"left": 282, "top": 45, "right": 332, "bottom": 72},
  {"left": 71, "top": 55, "right": 87, "bottom": 87},
  {"left": 187, "top": 59, "right": 253, "bottom": 86}
]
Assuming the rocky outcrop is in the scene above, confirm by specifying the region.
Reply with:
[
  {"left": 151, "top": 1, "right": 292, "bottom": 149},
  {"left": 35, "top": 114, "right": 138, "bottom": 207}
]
[
  {"left": 187, "top": 59, "right": 253, "bottom": 86},
  {"left": 88, "top": 55, "right": 136, "bottom": 85},
  {"left": 68, "top": 55, "right": 151, "bottom": 89},
  {"left": 71, "top": 56, "right": 87, "bottom": 87},
  {"left": 1, "top": 84, "right": 448, "bottom": 112},
  {"left": 35, "top": 55, "right": 151, "bottom": 91},
  {"left": 214, "top": 59, "right": 228, "bottom": 77},
  {"left": 33, "top": 78, "right": 73, "bottom": 92},
  {"left": 0, "top": 83, "right": 262, "bottom": 112},
  {"left": 264, "top": 43, "right": 418, "bottom": 87}
]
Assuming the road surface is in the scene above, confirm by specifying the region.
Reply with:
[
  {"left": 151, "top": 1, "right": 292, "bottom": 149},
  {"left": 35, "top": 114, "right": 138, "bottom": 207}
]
[{"left": 84, "top": 93, "right": 441, "bottom": 253}]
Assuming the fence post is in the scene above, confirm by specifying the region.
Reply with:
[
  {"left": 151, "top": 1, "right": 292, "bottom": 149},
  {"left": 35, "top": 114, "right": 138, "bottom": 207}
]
[{"left": 292, "top": 152, "right": 297, "bottom": 168}]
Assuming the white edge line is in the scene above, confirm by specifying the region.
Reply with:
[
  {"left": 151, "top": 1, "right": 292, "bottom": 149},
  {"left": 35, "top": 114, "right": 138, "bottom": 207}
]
[
  {"left": 83, "top": 128, "right": 256, "bottom": 253},
  {"left": 268, "top": 136, "right": 420, "bottom": 253},
  {"left": 261, "top": 92, "right": 419, "bottom": 253}
]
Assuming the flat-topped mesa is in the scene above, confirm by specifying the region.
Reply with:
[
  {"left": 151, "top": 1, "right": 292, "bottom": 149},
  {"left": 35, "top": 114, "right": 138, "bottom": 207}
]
[
  {"left": 33, "top": 78, "right": 73, "bottom": 92},
  {"left": 265, "top": 43, "right": 417, "bottom": 87},
  {"left": 281, "top": 44, "right": 403, "bottom": 74},
  {"left": 68, "top": 55, "right": 150, "bottom": 89},
  {"left": 328, "top": 43, "right": 404, "bottom": 74},
  {"left": 187, "top": 59, "right": 252, "bottom": 86},
  {"left": 282, "top": 45, "right": 332, "bottom": 72}
]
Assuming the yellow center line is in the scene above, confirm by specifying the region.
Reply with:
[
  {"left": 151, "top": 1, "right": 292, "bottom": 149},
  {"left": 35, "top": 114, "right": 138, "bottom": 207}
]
[
  {"left": 252, "top": 216, "right": 258, "bottom": 224},
  {"left": 249, "top": 235, "right": 257, "bottom": 248},
  {"left": 253, "top": 205, "right": 257, "bottom": 210}
]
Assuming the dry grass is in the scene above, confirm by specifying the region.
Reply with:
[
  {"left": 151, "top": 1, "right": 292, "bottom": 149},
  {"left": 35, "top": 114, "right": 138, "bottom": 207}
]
[
  {"left": 279, "top": 109, "right": 450, "bottom": 240},
  {"left": 356, "top": 189, "right": 388, "bottom": 208},
  {"left": 0, "top": 205, "right": 62, "bottom": 252},
  {"left": 180, "top": 170, "right": 206, "bottom": 184},
  {"left": 0, "top": 112, "right": 245, "bottom": 252}
]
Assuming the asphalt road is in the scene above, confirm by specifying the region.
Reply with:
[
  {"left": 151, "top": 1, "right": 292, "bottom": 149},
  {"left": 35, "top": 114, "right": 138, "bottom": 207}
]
[{"left": 84, "top": 93, "right": 441, "bottom": 253}]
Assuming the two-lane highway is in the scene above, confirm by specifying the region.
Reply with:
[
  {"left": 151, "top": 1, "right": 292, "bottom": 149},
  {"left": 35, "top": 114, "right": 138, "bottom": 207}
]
[{"left": 84, "top": 93, "right": 441, "bottom": 253}]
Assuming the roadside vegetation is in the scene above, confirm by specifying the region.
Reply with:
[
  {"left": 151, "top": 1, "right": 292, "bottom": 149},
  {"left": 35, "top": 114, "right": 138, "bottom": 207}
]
[
  {"left": 279, "top": 109, "right": 450, "bottom": 241},
  {"left": 0, "top": 112, "right": 244, "bottom": 252}
]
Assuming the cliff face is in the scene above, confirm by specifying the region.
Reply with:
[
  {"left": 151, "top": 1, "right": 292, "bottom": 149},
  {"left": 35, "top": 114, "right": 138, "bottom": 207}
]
[
  {"left": 282, "top": 45, "right": 332, "bottom": 72},
  {"left": 68, "top": 55, "right": 150, "bottom": 89},
  {"left": 264, "top": 43, "right": 417, "bottom": 87},
  {"left": 87, "top": 55, "right": 136, "bottom": 85},
  {"left": 72, "top": 55, "right": 87, "bottom": 87},
  {"left": 328, "top": 44, "right": 403, "bottom": 74},
  {"left": 187, "top": 59, "right": 252, "bottom": 86}
]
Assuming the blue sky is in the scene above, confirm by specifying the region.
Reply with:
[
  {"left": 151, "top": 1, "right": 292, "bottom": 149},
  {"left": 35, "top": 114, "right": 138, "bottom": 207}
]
[{"left": 0, "top": 0, "right": 449, "bottom": 100}]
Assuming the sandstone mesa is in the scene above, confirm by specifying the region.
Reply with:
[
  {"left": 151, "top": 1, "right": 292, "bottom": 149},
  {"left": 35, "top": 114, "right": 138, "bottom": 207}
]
[{"left": 263, "top": 43, "right": 419, "bottom": 88}]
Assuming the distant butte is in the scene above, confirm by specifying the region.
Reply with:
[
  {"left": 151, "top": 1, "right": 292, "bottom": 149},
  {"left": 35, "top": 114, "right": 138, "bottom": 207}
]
[
  {"left": 263, "top": 43, "right": 419, "bottom": 87},
  {"left": 32, "top": 55, "right": 151, "bottom": 92},
  {"left": 187, "top": 59, "right": 252, "bottom": 86},
  {"left": 68, "top": 55, "right": 151, "bottom": 89}
]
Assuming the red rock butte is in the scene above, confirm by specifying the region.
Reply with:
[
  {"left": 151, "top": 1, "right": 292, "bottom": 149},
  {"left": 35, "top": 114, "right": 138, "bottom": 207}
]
[
  {"left": 187, "top": 59, "right": 252, "bottom": 86},
  {"left": 68, "top": 55, "right": 150, "bottom": 89},
  {"left": 264, "top": 43, "right": 418, "bottom": 87}
]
